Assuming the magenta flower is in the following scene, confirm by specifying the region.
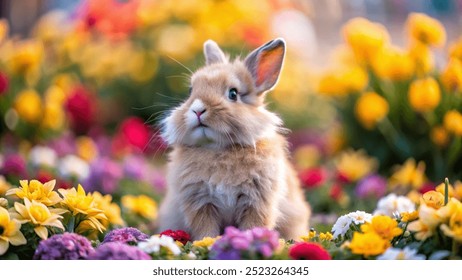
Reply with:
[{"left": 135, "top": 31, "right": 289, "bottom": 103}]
[
  {"left": 88, "top": 242, "right": 151, "bottom": 260},
  {"left": 355, "top": 174, "right": 387, "bottom": 199}
]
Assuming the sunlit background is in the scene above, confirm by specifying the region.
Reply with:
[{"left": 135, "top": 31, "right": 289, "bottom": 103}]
[{"left": 1, "top": 0, "right": 462, "bottom": 260}]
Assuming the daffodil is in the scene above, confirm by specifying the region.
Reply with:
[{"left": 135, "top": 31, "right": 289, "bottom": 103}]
[
  {"left": 122, "top": 194, "right": 157, "bottom": 220},
  {"left": 389, "top": 158, "right": 427, "bottom": 190},
  {"left": 0, "top": 207, "right": 26, "bottom": 255},
  {"left": 6, "top": 179, "right": 61, "bottom": 206},
  {"left": 335, "top": 149, "right": 378, "bottom": 182},
  {"left": 91, "top": 192, "right": 124, "bottom": 227},
  {"left": 14, "top": 198, "right": 66, "bottom": 240},
  {"left": 361, "top": 215, "right": 403, "bottom": 241},
  {"left": 349, "top": 232, "right": 389, "bottom": 257}
]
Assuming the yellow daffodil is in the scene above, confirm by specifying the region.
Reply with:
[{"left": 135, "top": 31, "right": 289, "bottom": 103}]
[
  {"left": 342, "top": 17, "right": 390, "bottom": 64},
  {"left": 408, "top": 77, "right": 441, "bottom": 113},
  {"left": 91, "top": 191, "right": 124, "bottom": 227},
  {"left": 349, "top": 232, "right": 389, "bottom": 257},
  {"left": 422, "top": 191, "right": 445, "bottom": 209},
  {"left": 14, "top": 198, "right": 66, "bottom": 240},
  {"left": 401, "top": 211, "right": 419, "bottom": 222},
  {"left": 0, "top": 207, "right": 26, "bottom": 255},
  {"left": 355, "top": 92, "right": 389, "bottom": 130},
  {"left": 13, "top": 89, "right": 42, "bottom": 123},
  {"left": 335, "top": 149, "right": 378, "bottom": 182},
  {"left": 192, "top": 236, "right": 220, "bottom": 248},
  {"left": 372, "top": 46, "right": 415, "bottom": 80},
  {"left": 361, "top": 215, "right": 403, "bottom": 241},
  {"left": 431, "top": 126, "right": 449, "bottom": 148},
  {"left": 389, "top": 158, "right": 427, "bottom": 190},
  {"left": 441, "top": 58, "right": 462, "bottom": 92},
  {"left": 0, "top": 176, "right": 12, "bottom": 196},
  {"left": 319, "top": 232, "right": 334, "bottom": 241},
  {"left": 6, "top": 179, "right": 61, "bottom": 206},
  {"left": 406, "top": 13, "right": 446, "bottom": 47},
  {"left": 443, "top": 110, "right": 462, "bottom": 136},
  {"left": 122, "top": 194, "right": 157, "bottom": 220}
]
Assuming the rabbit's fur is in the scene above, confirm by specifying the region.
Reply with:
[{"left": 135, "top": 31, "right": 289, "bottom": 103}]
[{"left": 158, "top": 38, "right": 311, "bottom": 240}]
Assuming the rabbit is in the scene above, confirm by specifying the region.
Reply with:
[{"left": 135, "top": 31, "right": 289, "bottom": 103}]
[{"left": 158, "top": 38, "right": 311, "bottom": 241}]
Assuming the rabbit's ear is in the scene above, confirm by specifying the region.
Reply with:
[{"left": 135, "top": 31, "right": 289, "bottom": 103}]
[
  {"left": 245, "top": 38, "right": 286, "bottom": 93},
  {"left": 204, "top": 40, "right": 227, "bottom": 65}
]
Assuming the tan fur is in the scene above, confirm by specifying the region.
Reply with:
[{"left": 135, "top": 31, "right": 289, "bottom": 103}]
[{"left": 158, "top": 39, "right": 311, "bottom": 240}]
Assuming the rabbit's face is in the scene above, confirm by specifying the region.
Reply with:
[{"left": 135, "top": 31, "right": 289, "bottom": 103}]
[{"left": 162, "top": 39, "right": 286, "bottom": 149}]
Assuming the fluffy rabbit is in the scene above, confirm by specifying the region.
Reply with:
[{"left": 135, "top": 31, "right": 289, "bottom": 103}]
[{"left": 158, "top": 38, "right": 311, "bottom": 240}]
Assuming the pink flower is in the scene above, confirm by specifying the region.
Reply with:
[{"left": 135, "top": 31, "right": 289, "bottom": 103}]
[
  {"left": 65, "top": 86, "right": 96, "bottom": 134},
  {"left": 299, "top": 167, "right": 327, "bottom": 189},
  {"left": 289, "top": 242, "right": 331, "bottom": 260},
  {"left": 0, "top": 72, "right": 9, "bottom": 95}
]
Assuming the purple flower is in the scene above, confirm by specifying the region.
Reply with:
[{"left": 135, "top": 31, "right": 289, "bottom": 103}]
[
  {"left": 210, "top": 226, "right": 280, "bottom": 260},
  {"left": 102, "top": 227, "right": 149, "bottom": 245},
  {"left": 355, "top": 174, "right": 387, "bottom": 199},
  {"left": 149, "top": 170, "right": 166, "bottom": 192},
  {"left": 49, "top": 133, "right": 76, "bottom": 157},
  {"left": 87, "top": 242, "right": 151, "bottom": 260},
  {"left": 1, "top": 154, "right": 27, "bottom": 178},
  {"left": 85, "top": 157, "right": 123, "bottom": 194},
  {"left": 33, "top": 233, "right": 94, "bottom": 260},
  {"left": 123, "top": 155, "right": 148, "bottom": 180}
]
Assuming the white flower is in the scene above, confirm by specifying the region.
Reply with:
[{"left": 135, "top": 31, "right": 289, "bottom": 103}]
[
  {"left": 331, "top": 214, "right": 353, "bottom": 239},
  {"left": 377, "top": 247, "right": 426, "bottom": 260},
  {"left": 347, "top": 210, "right": 373, "bottom": 225},
  {"left": 58, "top": 155, "right": 90, "bottom": 180},
  {"left": 187, "top": 251, "right": 197, "bottom": 259},
  {"left": 374, "top": 193, "right": 416, "bottom": 217},
  {"left": 138, "top": 235, "right": 181, "bottom": 256},
  {"left": 29, "top": 146, "right": 57, "bottom": 168}
]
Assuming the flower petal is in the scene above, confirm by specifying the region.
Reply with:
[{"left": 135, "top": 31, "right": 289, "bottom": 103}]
[
  {"left": 5, "top": 188, "right": 18, "bottom": 196},
  {"left": 8, "top": 231, "right": 26, "bottom": 246},
  {"left": 0, "top": 239, "right": 9, "bottom": 255},
  {"left": 14, "top": 202, "right": 28, "bottom": 219},
  {"left": 43, "top": 180, "right": 56, "bottom": 193},
  {"left": 34, "top": 226, "right": 48, "bottom": 240}
]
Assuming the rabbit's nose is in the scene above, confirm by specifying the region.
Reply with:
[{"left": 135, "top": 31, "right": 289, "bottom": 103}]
[{"left": 193, "top": 109, "right": 207, "bottom": 118}]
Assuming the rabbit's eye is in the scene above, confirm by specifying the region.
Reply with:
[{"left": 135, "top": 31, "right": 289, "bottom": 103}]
[{"left": 228, "top": 88, "right": 238, "bottom": 101}]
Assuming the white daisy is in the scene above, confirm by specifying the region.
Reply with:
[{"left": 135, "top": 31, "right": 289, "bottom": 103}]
[
  {"left": 58, "top": 155, "right": 90, "bottom": 180},
  {"left": 374, "top": 193, "right": 416, "bottom": 217},
  {"left": 347, "top": 210, "right": 373, "bottom": 225},
  {"left": 138, "top": 235, "right": 181, "bottom": 256},
  {"left": 29, "top": 146, "right": 57, "bottom": 168},
  {"left": 377, "top": 247, "right": 426, "bottom": 260},
  {"left": 331, "top": 214, "right": 353, "bottom": 239}
]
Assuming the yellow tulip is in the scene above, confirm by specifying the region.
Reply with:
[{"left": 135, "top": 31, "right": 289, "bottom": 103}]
[
  {"left": 372, "top": 46, "right": 415, "bottom": 80},
  {"left": 406, "top": 13, "right": 446, "bottom": 47},
  {"left": 408, "top": 41, "right": 434, "bottom": 76},
  {"left": 431, "top": 126, "right": 449, "bottom": 148},
  {"left": 14, "top": 89, "right": 42, "bottom": 123},
  {"left": 342, "top": 17, "right": 390, "bottom": 64},
  {"left": 354, "top": 92, "right": 389, "bottom": 130},
  {"left": 408, "top": 77, "right": 441, "bottom": 113},
  {"left": 441, "top": 58, "right": 462, "bottom": 92},
  {"left": 449, "top": 37, "right": 462, "bottom": 61},
  {"left": 443, "top": 110, "right": 462, "bottom": 136}
]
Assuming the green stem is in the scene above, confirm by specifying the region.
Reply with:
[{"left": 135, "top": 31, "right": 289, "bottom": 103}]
[{"left": 67, "top": 215, "right": 75, "bottom": 233}]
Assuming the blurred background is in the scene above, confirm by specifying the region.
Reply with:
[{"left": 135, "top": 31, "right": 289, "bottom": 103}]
[{"left": 1, "top": 0, "right": 462, "bottom": 231}]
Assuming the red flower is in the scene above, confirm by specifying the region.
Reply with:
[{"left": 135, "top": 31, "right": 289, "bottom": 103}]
[
  {"left": 289, "top": 242, "right": 331, "bottom": 260},
  {"left": 329, "top": 183, "right": 344, "bottom": 201},
  {"left": 65, "top": 86, "right": 96, "bottom": 134},
  {"left": 419, "top": 182, "right": 435, "bottom": 194},
  {"left": 159, "top": 229, "right": 191, "bottom": 245},
  {"left": 112, "top": 117, "right": 152, "bottom": 154},
  {"left": 335, "top": 171, "right": 350, "bottom": 184},
  {"left": 299, "top": 167, "right": 327, "bottom": 189},
  {"left": 0, "top": 71, "right": 9, "bottom": 95},
  {"left": 36, "top": 171, "right": 54, "bottom": 184}
]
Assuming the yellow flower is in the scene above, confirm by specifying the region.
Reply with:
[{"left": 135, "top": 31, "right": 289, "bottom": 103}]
[
  {"left": 408, "top": 77, "right": 441, "bottom": 113},
  {"left": 0, "top": 207, "right": 26, "bottom": 255},
  {"left": 14, "top": 198, "right": 66, "bottom": 240},
  {"left": 449, "top": 37, "right": 462, "bottom": 61},
  {"left": 300, "top": 230, "right": 316, "bottom": 242},
  {"left": 7, "top": 40, "right": 43, "bottom": 76},
  {"left": 422, "top": 191, "right": 444, "bottom": 209},
  {"left": 408, "top": 41, "right": 434, "bottom": 76},
  {"left": 401, "top": 211, "right": 419, "bottom": 222},
  {"left": 76, "top": 136, "right": 99, "bottom": 162},
  {"left": 0, "top": 176, "right": 12, "bottom": 196},
  {"left": 318, "top": 66, "right": 368, "bottom": 96},
  {"left": 453, "top": 181, "right": 462, "bottom": 200},
  {"left": 435, "top": 182, "right": 454, "bottom": 200},
  {"left": 431, "top": 126, "right": 449, "bottom": 148},
  {"left": 406, "top": 13, "right": 446, "bottom": 47},
  {"left": 407, "top": 190, "right": 422, "bottom": 205},
  {"left": 335, "top": 149, "right": 378, "bottom": 182},
  {"left": 293, "top": 144, "right": 321, "bottom": 169},
  {"left": 407, "top": 220, "right": 433, "bottom": 240},
  {"left": 342, "top": 17, "right": 390, "bottom": 64},
  {"left": 6, "top": 179, "right": 61, "bottom": 206},
  {"left": 58, "top": 185, "right": 107, "bottom": 233},
  {"left": 389, "top": 159, "right": 427, "bottom": 190},
  {"left": 0, "top": 198, "right": 7, "bottom": 209},
  {"left": 441, "top": 58, "right": 462, "bottom": 92},
  {"left": 192, "top": 236, "right": 220, "bottom": 248},
  {"left": 0, "top": 19, "right": 8, "bottom": 43},
  {"left": 319, "top": 232, "right": 333, "bottom": 241},
  {"left": 41, "top": 102, "right": 65, "bottom": 130},
  {"left": 440, "top": 203, "right": 462, "bottom": 242},
  {"left": 349, "top": 232, "right": 389, "bottom": 257},
  {"left": 122, "top": 194, "right": 157, "bottom": 220},
  {"left": 91, "top": 192, "right": 124, "bottom": 227},
  {"left": 361, "top": 215, "right": 403, "bottom": 241},
  {"left": 14, "top": 89, "right": 42, "bottom": 123},
  {"left": 443, "top": 110, "right": 462, "bottom": 136},
  {"left": 372, "top": 46, "right": 415, "bottom": 80},
  {"left": 354, "top": 92, "right": 389, "bottom": 130}
]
